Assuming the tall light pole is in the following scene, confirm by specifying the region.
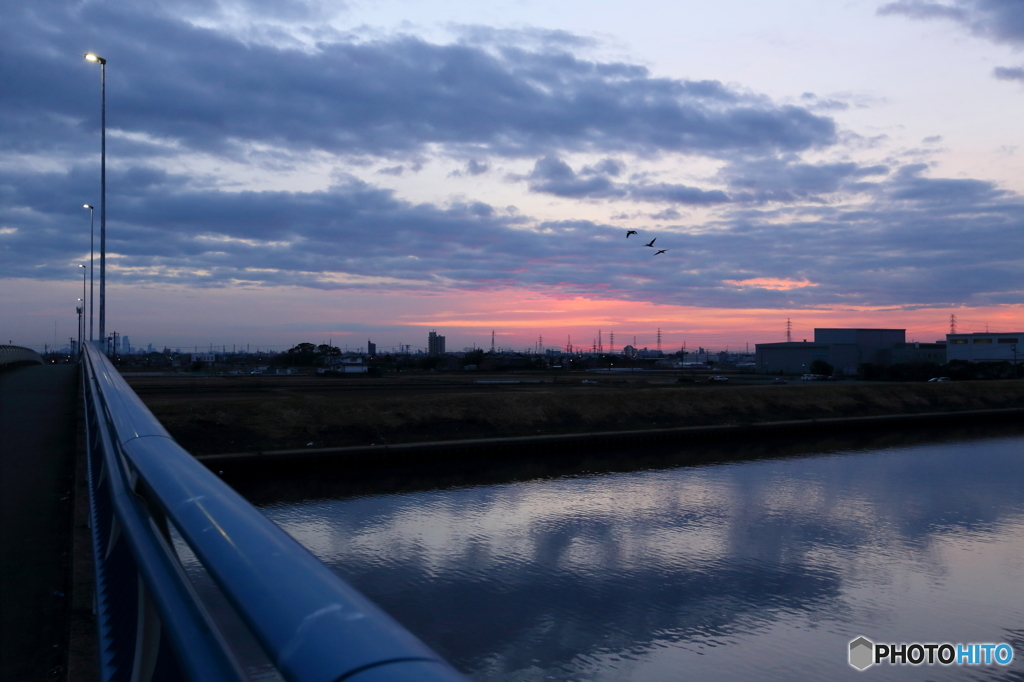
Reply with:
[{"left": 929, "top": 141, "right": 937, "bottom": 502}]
[
  {"left": 79, "top": 264, "right": 87, "bottom": 347},
  {"left": 77, "top": 299, "right": 84, "bottom": 356},
  {"left": 84, "top": 53, "right": 106, "bottom": 345},
  {"left": 83, "top": 204, "right": 94, "bottom": 340}
]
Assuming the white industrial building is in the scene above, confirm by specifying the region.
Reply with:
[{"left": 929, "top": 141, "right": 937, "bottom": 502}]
[{"left": 946, "top": 333, "right": 1021, "bottom": 363}]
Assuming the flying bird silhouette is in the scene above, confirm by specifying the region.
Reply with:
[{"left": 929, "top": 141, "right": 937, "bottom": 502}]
[
  {"left": 626, "top": 230, "right": 637, "bottom": 238},
  {"left": 644, "top": 238, "right": 656, "bottom": 247},
  {"left": 655, "top": 249, "right": 667, "bottom": 255}
]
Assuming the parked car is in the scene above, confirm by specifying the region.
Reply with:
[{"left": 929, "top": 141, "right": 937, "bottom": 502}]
[
  {"left": 771, "top": 377, "right": 787, "bottom": 385},
  {"left": 928, "top": 377, "right": 951, "bottom": 382},
  {"left": 708, "top": 375, "right": 729, "bottom": 382}
]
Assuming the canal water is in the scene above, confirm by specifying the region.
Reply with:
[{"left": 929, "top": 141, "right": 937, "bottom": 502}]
[{"left": 250, "top": 428, "right": 1024, "bottom": 681}]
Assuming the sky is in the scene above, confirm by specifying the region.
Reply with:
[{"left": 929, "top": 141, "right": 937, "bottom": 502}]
[{"left": 1, "top": 0, "right": 1023, "bottom": 353}]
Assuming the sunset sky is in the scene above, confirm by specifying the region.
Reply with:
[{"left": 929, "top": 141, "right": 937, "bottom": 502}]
[{"left": 2, "top": 0, "right": 1022, "bottom": 352}]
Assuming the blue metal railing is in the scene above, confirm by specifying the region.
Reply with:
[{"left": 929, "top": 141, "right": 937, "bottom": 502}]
[{"left": 82, "top": 342, "right": 468, "bottom": 682}]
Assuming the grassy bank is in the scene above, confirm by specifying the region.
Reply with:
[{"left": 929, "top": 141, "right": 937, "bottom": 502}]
[{"left": 146, "top": 380, "right": 1024, "bottom": 456}]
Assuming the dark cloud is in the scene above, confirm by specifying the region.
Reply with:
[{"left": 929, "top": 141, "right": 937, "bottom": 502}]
[
  {"left": 523, "top": 157, "right": 627, "bottom": 199},
  {"left": 993, "top": 65, "right": 1024, "bottom": 81},
  {"left": 649, "top": 208, "right": 682, "bottom": 221},
  {"left": 723, "top": 158, "right": 889, "bottom": 203},
  {"left": 522, "top": 157, "right": 730, "bottom": 205},
  {"left": 878, "top": 0, "right": 1024, "bottom": 46},
  {"left": 2, "top": 161, "right": 1021, "bottom": 310},
  {"left": 1, "top": 1, "right": 837, "bottom": 164},
  {"left": 376, "top": 165, "right": 404, "bottom": 176}
]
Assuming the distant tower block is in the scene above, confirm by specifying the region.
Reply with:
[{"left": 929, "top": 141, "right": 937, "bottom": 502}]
[{"left": 428, "top": 330, "right": 445, "bottom": 355}]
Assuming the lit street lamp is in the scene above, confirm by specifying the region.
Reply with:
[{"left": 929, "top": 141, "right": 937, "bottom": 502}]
[
  {"left": 84, "top": 53, "right": 107, "bottom": 345},
  {"left": 83, "top": 204, "right": 94, "bottom": 340}
]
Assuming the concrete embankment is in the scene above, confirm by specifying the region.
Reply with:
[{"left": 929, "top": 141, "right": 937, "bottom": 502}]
[{"left": 146, "top": 379, "right": 1024, "bottom": 460}]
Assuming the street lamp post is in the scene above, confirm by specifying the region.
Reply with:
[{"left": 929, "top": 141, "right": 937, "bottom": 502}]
[
  {"left": 79, "top": 264, "right": 87, "bottom": 347},
  {"left": 84, "top": 53, "right": 106, "bottom": 345},
  {"left": 77, "top": 299, "right": 84, "bottom": 356},
  {"left": 83, "top": 205, "right": 94, "bottom": 340}
]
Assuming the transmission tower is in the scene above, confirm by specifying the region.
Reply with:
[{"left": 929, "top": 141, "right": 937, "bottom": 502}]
[
  {"left": 786, "top": 318, "right": 792, "bottom": 343},
  {"left": 949, "top": 314, "right": 957, "bottom": 334},
  {"left": 657, "top": 328, "right": 662, "bottom": 352},
  {"left": 491, "top": 329, "right": 495, "bottom": 353},
  {"left": 609, "top": 331, "right": 615, "bottom": 354},
  {"left": 598, "top": 329, "right": 603, "bottom": 353}
]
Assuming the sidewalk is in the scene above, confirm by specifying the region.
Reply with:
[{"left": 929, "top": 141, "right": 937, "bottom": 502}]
[{"left": 0, "top": 364, "right": 80, "bottom": 681}]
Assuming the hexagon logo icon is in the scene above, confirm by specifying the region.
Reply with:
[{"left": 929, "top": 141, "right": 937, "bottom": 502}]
[{"left": 849, "top": 636, "right": 874, "bottom": 670}]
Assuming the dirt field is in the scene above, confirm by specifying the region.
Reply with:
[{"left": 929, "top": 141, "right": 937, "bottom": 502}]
[{"left": 137, "top": 374, "right": 1024, "bottom": 455}]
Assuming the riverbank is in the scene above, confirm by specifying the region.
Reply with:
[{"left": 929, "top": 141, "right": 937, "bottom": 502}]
[{"left": 146, "top": 379, "right": 1024, "bottom": 456}]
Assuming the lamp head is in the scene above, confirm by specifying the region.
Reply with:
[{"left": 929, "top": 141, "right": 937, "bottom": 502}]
[
  {"left": 83, "top": 204, "right": 93, "bottom": 209},
  {"left": 84, "top": 53, "right": 106, "bottom": 64}
]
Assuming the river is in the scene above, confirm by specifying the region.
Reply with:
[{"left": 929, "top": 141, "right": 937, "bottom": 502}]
[{"left": 241, "top": 426, "right": 1024, "bottom": 680}]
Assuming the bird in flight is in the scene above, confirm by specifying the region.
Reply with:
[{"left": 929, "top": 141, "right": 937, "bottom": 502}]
[
  {"left": 644, "top": 238, "right": 656, "bottom": 247},
  {"left": 655, "top": 249, "right": 667, "bottom": 255},
  {"left": 626, "top": 230, "right": 637, "bottom": 238}
]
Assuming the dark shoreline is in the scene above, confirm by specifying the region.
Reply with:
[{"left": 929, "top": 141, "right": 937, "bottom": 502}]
[
  {"left": 150, "top": 379, "right": 1024, "bottom": 457},
  {"left": 200, "top": 406, "right": 1024, "bottom": 467}
]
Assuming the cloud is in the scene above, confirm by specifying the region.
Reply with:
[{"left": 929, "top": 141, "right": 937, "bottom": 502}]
[
  {"left": 878, "top": 0, "right": 1024, "bottom": 46},
  {"left": 521, "top": 156, "right": 730, "bottom": 205},
  {"left": 2, "top": 161, "right": 1022, "bottom": 310},
  {"left": 993, "top": 66, "right": 1024, "bottom": 81},
  {"left": 722, "top": 158, "right": 889, "bottom": 203},
  {"left": 1, "top": 1, "right": 837, "bottom": 164}
]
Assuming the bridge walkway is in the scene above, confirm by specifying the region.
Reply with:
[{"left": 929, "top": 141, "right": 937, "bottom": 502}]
[{"left": 0, "top": 363, "right": 80, "bottom": 681}]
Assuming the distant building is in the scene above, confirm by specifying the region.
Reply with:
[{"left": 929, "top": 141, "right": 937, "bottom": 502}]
[
  {"left": 947, "top": 333, "right": 1021, "bottom": 362},
  {"left": 756, "top": 328, "right": 907, "bottom": 375},
  {"left": 428, "top": 330, "right": 446, "bottom": 355},
  {"left": 756, "top": 341, "right": 832, "bottom": 375},
  {"left": 891, "top": 342, "right": 947, "bottom": 365},
  {"left": 367, "top": 339, "right": 376, "bottom": 357},
  {"left": 122, "top": 336, "right": 130, "bottom": 353}
]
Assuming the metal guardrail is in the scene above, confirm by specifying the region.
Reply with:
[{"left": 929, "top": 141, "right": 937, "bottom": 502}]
[
  {"left": 81, "top": 341, "right": 468, "bottom": 682},
  {"left": 0, "top": 344, "right": 44, "bottom": 368}
]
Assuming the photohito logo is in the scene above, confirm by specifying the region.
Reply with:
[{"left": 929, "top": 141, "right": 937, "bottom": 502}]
[{"left": 849, "top": 637, "right": 1014, "bottom": 671}]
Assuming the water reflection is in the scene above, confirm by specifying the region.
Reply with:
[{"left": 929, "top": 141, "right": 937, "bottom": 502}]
[{"left": 257, "top": 430, "right": 1024, "bottom": 681}]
